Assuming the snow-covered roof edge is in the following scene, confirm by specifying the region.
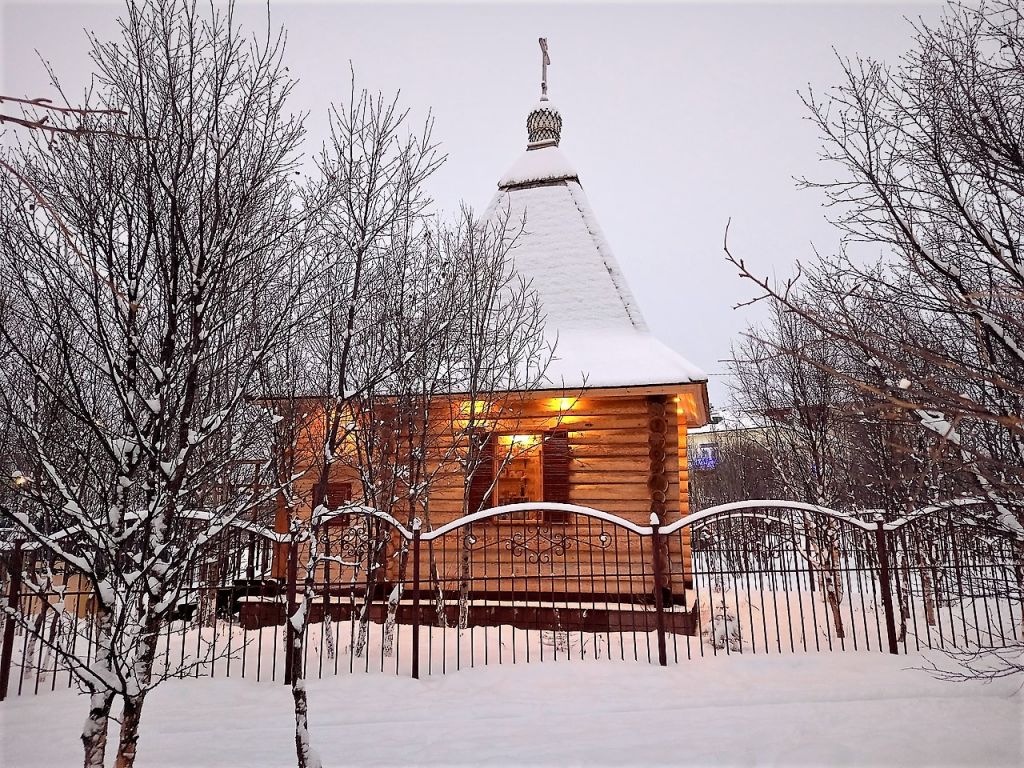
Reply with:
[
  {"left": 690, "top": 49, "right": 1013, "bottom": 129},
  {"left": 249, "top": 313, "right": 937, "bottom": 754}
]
[
  {"left": 689, "top": 408, "right": 762, "bottom": 435},
  {"left": 564, "top": 181, "right": 647, "bottom": 332},
  {"left": 498, "top": 145, "right": 579, "bottom": 188}
]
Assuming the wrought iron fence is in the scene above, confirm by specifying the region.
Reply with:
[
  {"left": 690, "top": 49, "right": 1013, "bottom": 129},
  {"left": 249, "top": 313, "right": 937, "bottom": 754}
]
[{"left": 1, "top": 499, "right": 1020, "bottom": 699}]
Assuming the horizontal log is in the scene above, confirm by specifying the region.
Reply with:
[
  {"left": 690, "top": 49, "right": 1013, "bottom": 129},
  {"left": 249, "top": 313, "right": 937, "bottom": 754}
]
[
  {"left": 571, "top": 457, "right": 680, "bottom": 472},
  {"left": 437, "top": 411, "right": 678, "bottom": 433},
  {"left": 569, "top": 481, "right": 657, "bottom": 497},
  {"left": 569, "top": 470, "right": 652, "bottom": 485},
  {"left": 567, "top": 443, "right": 656, "bottom": 458},
  {"left": 427, "top": 491, "right": 682, "bottom": 511},
  {"left": 569, "top": 430, "right": 665, "bottom": 445}
]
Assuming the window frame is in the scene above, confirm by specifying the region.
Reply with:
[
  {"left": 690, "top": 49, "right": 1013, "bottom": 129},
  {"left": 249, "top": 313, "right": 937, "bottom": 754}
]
[{"left": 490, "top": 431, "right": 569, "bottom": 524}]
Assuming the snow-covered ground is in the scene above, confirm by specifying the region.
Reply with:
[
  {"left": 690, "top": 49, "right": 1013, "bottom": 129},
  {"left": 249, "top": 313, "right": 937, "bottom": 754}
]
[{"left": 2, "top": 652, "right": 1020, "bottom": 767}]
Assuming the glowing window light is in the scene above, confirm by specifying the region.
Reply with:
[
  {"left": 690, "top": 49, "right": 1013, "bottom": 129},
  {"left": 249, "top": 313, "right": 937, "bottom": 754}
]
[{"left": 497, "top": 433, "right": 540, "bottom": 449}]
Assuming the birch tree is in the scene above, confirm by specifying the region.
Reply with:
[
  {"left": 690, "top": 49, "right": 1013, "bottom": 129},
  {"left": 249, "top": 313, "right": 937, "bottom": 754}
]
[
  {"left": 281, "top": 158, "right": 550, "bottom": 768},
  {"left": 0, "top": 2, "right": 312, "bottom": 765},
  {"left": 277, "top": 77, "right": 445, "bottom": 768}
]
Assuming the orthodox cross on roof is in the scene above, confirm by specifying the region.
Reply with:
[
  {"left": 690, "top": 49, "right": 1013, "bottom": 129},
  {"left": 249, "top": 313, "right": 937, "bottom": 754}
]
[{"left": 539, "top": 37, "right": 551, "bottom": 99}]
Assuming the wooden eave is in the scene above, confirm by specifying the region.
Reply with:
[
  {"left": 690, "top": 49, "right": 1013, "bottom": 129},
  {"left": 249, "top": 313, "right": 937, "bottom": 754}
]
[{"left": 251, "top": 380, "right": 711, "bottom": 428}]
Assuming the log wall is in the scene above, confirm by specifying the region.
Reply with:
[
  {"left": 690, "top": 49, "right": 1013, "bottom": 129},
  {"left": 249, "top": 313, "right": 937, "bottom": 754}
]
[
  {"left": 288, "top": 392, "right": 699, "bottom": 598},
  {"left": 425, "top": 396, "right": 680, "bottom": 522},
  {"left": 419, "top": 394, "right": 693, "bottom": 597}
]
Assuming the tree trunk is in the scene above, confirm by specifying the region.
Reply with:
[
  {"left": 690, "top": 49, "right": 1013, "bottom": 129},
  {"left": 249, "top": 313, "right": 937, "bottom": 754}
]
[
  {"left": 291, "top": 545, "right": 323, "bottom": 768},
  {"left": 354, "top": 522, "right": 385, "bottom": 658},
  {"left": 113, "top": 616, "right": 160, "bottom": 768},
  {"left": 918, "top": 550, "right": 937, "bottom": 626},
  {"left": 457, "top": 523, "right": 473, "bottom": 630},
  {"left": 82, "top": 603, "right": 116, "bottom": 768},
  {"left": 288, "top": 521, "right": 333, "bottom": 768},
  {"left": 22, "top": 603, "right": 46, "bottom": 681},
  {"left": 38, "top": 610, "right": 63, "bottom": 686},
  {"left": 382, "top": 585, "right": 403, "bottom": 658},
  {"left": 292, "top": 678, "right": 322, "bottom": 768},
  {"left": 805, "top": 519, "right": 846, "bottom": 639},
  {"left": 896, "top": 551, "right": 910, "bottom": 642},
  {"left": 430, "top": 557, "right": 448, "bottom": 627},
  {"left": 821, "top": 568, "right": 846, "bottom": 640},
  {"left": 382, "top": 542, "right": 409, "bottom": 657},
  {"left": 81, "top": 690, "right": 114, "bottom": 768},
  {"left": 113, "top": 695, "right": 146, "bottom": 768}
]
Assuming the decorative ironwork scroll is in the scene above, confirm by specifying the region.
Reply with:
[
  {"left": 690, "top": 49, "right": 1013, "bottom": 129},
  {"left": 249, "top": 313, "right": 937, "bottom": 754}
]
[{"left": 463, "top": 525, "right": 612, "bottom": 564}]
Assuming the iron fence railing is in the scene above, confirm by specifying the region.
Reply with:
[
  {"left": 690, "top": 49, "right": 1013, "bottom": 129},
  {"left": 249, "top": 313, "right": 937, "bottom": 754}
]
[{"left": 1, "top": 499, "right": 1020, "bottom": 699}]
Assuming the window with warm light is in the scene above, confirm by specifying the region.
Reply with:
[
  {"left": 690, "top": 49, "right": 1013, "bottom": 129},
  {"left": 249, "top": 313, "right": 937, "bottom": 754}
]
[
  {"left": 465, "top": 430, "right": 569, "bottom": 523},
  {"left": 493, "top": 433, "right": 544, "bottom": 515}
]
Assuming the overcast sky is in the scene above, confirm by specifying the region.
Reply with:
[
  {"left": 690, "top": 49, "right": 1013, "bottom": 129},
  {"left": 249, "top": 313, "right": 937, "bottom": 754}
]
[{"left": 2, "top": 0, "right": 947, "bottom": 405}]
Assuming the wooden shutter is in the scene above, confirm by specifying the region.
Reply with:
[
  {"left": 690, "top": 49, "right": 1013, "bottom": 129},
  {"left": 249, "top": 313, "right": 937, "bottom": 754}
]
[
  {"left": 542, "top": 430, "right": 570, "bottom": 521},
  {"left": 322, "top": 482, "right": 353, "bottom": 528},
  {"left": 326, "top": 482, "right": 352, "bottom": 508},
  {"left": 467, "top": 431, "right": 495, "bottom": 513}
]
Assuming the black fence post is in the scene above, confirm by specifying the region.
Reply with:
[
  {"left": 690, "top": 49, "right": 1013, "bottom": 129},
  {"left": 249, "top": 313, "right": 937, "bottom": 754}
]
[
  {"left": 650, "top": 515, "right": 668, "bottom": 667},
  {"left": 284, "top": 525, "right": 298, "bottom": 685},
  {"left": 411, "top": 519, "right": 422, "bottom": 680},
  {"left": 1, "top": 539, "right": 25, "bottom": 701},
  {"left": 246, "top": 533, "right": 256, "bottom": 581},
  {"left": 874, "top": 515, "right": 899, "bottom": 655}
]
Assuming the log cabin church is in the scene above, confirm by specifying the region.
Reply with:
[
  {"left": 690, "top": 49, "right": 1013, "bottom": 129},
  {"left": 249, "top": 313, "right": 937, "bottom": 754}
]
[
  {"left": 464, "top": 62, "right": 711, "bottom": 526},
  {"left": 257, "top": 45, "right": 711, "bottom": 633}
]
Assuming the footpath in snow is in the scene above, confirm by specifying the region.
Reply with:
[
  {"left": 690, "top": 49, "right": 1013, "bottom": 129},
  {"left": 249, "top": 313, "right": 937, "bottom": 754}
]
[{"left": 1, "top": 652, "right": 1021, "bottom": 766}]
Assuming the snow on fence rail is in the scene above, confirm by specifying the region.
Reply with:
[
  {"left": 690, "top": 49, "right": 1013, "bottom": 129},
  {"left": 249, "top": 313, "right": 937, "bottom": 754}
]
[
  {"left": 1, "top": 498, "right": 1020, "bottom": 699},
  {"left": 2, "top": 496, "right": 1014, "bottom": 553}
]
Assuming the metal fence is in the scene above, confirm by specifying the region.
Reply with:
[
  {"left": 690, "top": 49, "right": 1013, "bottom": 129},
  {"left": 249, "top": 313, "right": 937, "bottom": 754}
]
[{"left": 1, "top": 499, "right": 1020, "bottom": 699}]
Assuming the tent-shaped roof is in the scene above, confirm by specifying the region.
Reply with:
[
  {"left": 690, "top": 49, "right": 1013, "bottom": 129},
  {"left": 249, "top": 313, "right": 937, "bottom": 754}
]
[{"left": 483, "top": 97, "right": 707, "bottom": 393}]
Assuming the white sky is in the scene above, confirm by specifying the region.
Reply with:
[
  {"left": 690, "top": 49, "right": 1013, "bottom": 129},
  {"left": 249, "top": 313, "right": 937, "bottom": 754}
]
[{"left": 1, "top": 0, "right": 946, "bottom": 405}]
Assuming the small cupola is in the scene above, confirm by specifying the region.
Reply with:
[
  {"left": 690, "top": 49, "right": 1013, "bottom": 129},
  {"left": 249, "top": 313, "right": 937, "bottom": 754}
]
[
  {"left": 526, "top": 38, "right": 562, "bottom": 148},
  {"left": 527, "top": 99, "right": 562, "bottom": 148}
]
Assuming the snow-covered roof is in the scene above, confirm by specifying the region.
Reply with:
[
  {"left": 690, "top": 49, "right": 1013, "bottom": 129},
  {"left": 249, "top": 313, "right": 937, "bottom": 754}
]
[
  {"left": 483, "top": 100, "right": 707, "bottom": 392},
  {"left": 485, "top": 178, "right": 646, "bottom": 333}
]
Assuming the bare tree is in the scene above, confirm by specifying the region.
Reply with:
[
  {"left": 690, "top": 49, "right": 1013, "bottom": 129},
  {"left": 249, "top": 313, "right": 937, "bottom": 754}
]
[
  {"left": 688, "top": 427, "right": 778, "bottom": 511},
  {"left": 274, "top": 76, "right": 446, "bottom": 768},
  {"left": 279, "top": 197, "right": 552, "bottom": 766},
  {"left": 726, "top": 0, "right": 1024, "bottom": 671},
  {"left": 0, "top": 3, "right": 313, "bottom": 766},
  {"left": 730, "top": 302, "right": 858, "bottom": 637},
  {"left": 0, "top": 95, "right": 124, "bottom": 137}
]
